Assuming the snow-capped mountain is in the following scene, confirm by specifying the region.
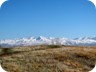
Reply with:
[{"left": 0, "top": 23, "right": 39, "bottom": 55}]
[{"left": 0, "top": 36, "right": 96, "bottom": 47}]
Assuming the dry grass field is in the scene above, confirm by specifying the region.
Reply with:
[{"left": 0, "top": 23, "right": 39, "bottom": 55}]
[{"left": 0, "top": 45, "right": 96, "bottom": 72}]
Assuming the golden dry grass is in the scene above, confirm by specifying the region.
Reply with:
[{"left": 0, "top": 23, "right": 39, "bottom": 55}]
[{"left": 0, "top": 45, "right": 96, "bottom": 72}]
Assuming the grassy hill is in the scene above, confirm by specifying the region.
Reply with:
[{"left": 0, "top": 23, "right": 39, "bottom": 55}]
[{"left": 0, "top": 45, "right": 96, "bottom": 72}]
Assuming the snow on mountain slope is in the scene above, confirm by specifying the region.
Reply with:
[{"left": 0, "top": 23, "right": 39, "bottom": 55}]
[{"left": 0, "top": 36, "right": 96, "bottom": 47}]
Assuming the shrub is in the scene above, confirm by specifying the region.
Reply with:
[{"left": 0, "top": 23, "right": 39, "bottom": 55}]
[
  {"left": 1, "top": 48, "right": 13, "bottom": 54},
  {"left": 47, "top": 45, "right": 61, "bottom": 48}
]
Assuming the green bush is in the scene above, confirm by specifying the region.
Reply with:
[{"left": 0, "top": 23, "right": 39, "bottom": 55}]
[
  {"left": 47, "top": 45, "right": 61, "bottom": 48},
  {"left": 1, "top": 48, "right": 13, "bottom": 54}
]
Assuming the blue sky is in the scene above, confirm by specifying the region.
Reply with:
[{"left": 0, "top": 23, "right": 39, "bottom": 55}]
[{"left": 0, "top": 0, "right": 96, "bottom": 39}]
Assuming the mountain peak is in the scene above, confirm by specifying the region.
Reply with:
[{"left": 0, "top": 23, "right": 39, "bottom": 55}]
[{"left": 0, "top": 36, "right": 96, "bottom": 47}]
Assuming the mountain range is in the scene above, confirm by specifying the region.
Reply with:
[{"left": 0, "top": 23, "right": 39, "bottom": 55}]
[{"left": 0, "top": 36, "right": 96, "bottom": 47}]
